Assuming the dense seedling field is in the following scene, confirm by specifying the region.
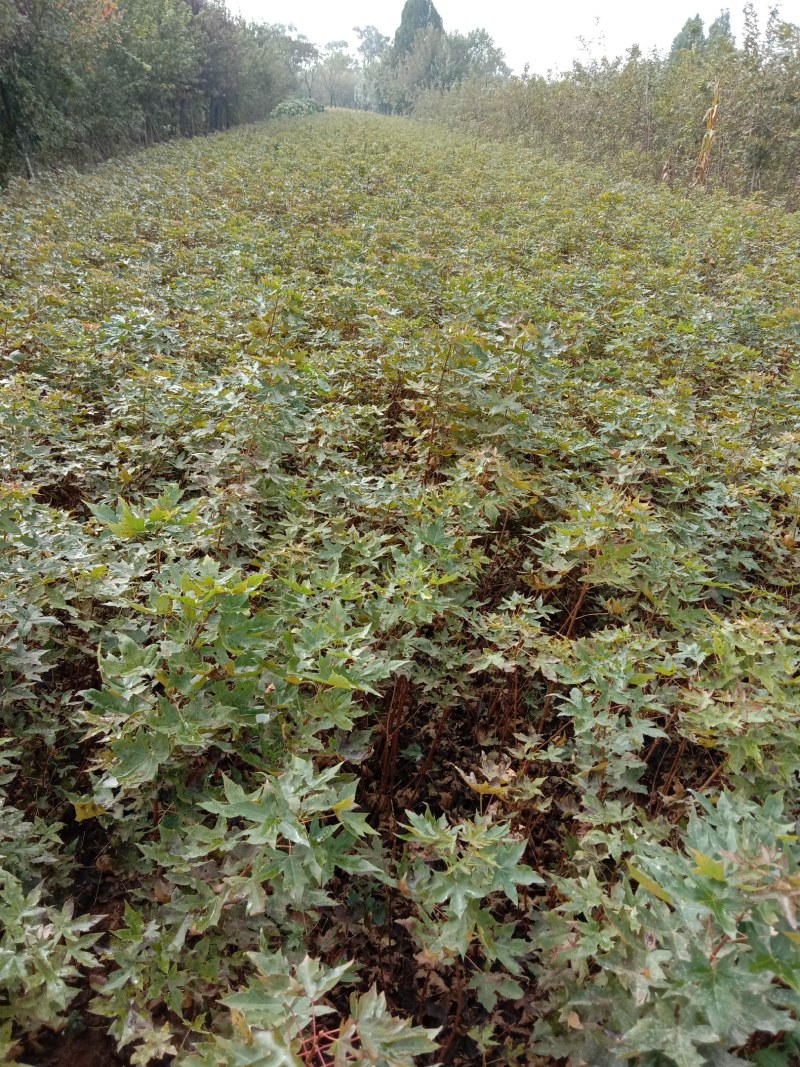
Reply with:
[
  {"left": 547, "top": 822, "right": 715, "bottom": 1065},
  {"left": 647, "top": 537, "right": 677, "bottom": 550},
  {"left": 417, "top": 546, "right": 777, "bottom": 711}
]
[{"left": 2, "top": 111, "right": 800, "bottom": 1066}]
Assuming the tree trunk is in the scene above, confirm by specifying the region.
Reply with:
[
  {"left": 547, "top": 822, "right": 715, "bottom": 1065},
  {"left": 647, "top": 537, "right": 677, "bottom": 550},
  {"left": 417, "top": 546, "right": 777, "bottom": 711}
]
[{"left": 0, "top": 74, "right": 34, "bottom": 179}]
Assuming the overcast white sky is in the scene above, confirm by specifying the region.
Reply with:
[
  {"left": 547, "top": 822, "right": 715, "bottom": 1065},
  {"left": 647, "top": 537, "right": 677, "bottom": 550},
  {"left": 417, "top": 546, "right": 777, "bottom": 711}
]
[{"left": 232, "top": 1, "right": 798, "bottom": 74}]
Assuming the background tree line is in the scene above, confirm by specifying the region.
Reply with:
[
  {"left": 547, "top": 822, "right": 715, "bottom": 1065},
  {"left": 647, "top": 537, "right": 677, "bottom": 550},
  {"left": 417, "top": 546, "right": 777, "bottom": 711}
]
[
  {"left": 409, "top": 4, "right": 800, "bottom": 202},
  {"left": 0, "top": 0, "right": 315, "bottom": 180},
  {"left": 297, "top": 0, "right": 510, "bottom": 116},
  {"left": 296, "top": 0, "right": 800, "bottom": 203},
  {"left": 4, "top": 0, "right": 799, "bottom": 204}
]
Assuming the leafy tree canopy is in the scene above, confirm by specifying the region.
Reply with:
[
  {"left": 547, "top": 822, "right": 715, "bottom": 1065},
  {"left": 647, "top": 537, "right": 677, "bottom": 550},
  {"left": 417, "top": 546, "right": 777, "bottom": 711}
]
[
  {"left": 354, "top": 24, "right": 389, "bottom": 64},
  {"left": 0, "top": 0, "right": 311, "bottom": 179}
]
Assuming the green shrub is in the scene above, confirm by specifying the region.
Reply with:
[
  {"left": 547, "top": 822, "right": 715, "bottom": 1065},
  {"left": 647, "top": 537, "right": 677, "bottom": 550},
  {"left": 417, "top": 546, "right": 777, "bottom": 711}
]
[{"left": 271, "top": 98, "right": 325, "bottom": 119}]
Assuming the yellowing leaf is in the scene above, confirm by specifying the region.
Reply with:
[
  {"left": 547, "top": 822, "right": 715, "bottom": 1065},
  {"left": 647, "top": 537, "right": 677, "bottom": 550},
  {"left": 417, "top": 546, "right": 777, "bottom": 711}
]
[
  {"left": 567, "top": 1011, "right": 583, "bottom": 1030},
  {"left": 689, "top": 849, "right": 726, "bottom": 882},
  {"left": 627, "top": 861, "right": 673, "bottom": 905},
  {"left": 74, "top": 800, "right": 107, "bottom": 822},
  {"left": 107, "top": 499, "right": 147, "bottom": 538},
  {"left": 469, "top": 780, "right": 509, "bottom": 797},
  {"left": 230, "top": 1009, "right": 253, "bottom": 1045}
]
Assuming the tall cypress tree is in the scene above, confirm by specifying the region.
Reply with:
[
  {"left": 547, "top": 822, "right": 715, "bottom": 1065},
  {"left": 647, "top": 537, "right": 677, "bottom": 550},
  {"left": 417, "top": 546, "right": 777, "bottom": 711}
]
[
  {"left": 392, "top": 0, "right": 443, "bottom": 59},
  {"left": 670, "top": 15, "right": 706, "bottom": 56},
  {"left": 708, "top": 10, "right": 734, "bottom": 47}
]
